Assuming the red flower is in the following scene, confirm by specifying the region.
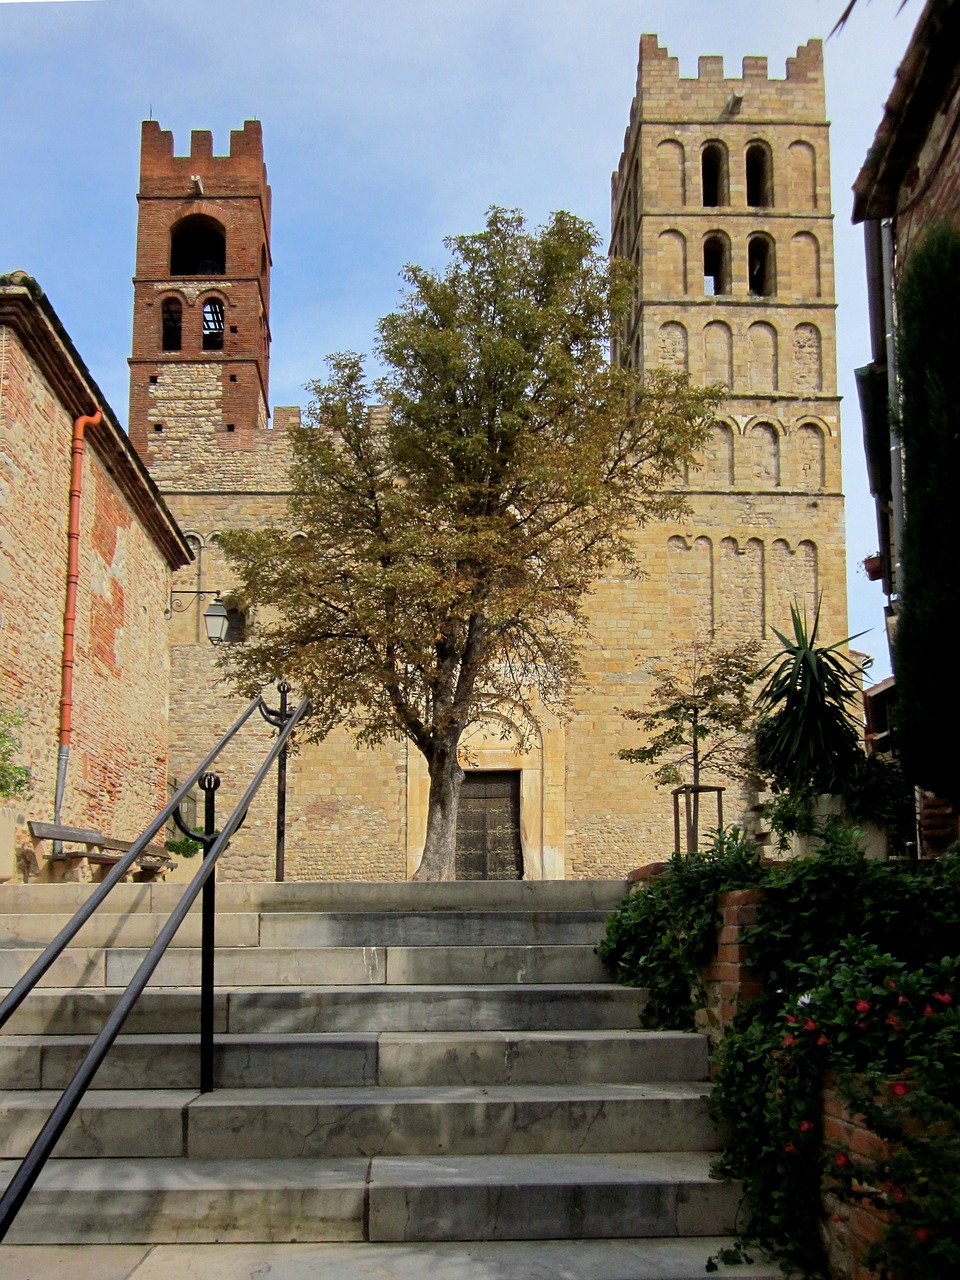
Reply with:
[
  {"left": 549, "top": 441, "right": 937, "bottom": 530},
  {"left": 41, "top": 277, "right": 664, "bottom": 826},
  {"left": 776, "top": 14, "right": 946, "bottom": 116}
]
[
  {"left": 890, "top": 1188, "right": 905, "bottom": 1203},
  {"left": 890, "top": 1081, "right": 908, "bottom": 1097},
  {"left": 933, "top": 991, "right": 953, "bottom": 1005},
  {"left": 783, "top": 1035, "right": 797, "bottom": 1047},
  {"left": 884, "top": 979, "right": 898, "bottom": 992},
  {"left": 785, "top": 1013, "right": 798, "bottom": 1024},
  {"left": 803, "top": 1018, "right": 817, "bottom": 1031},
  {"left": 898, "top": 995, "right": 909, "bottom": 1006},
  {"left": 855, "top": 999, "right": 871, "bottom": 1014},
  {"left": 915, "top": 1227, "right": 932, "bottom": 1244},
  {"left": 923, "top": 1005, "right": 936, "bottom": 1018},
  {"left": 834, "top": 1153, "right": 849, "bottom": 1169},
  {"left": 798, "top": 1120, "right": 813, "bottom": 1132},
  {"left": 784, "top": 1142, "right": 797, "bottom": 1154},
  {"left": 857, "top": 1021, "right": 867, "bottom": 1030},
  {"left": 886, "top": 1014, "right": 903, "bottom": 1031},
  {"left": 817, "top": 1033, "right": 829, "bottom": 1046}
]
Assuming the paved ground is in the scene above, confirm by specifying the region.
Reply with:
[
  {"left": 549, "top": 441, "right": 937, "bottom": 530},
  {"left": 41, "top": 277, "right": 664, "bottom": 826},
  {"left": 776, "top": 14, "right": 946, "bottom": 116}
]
[{"left": 0, "top": 1240, "right": 783, "bottom": 1279}]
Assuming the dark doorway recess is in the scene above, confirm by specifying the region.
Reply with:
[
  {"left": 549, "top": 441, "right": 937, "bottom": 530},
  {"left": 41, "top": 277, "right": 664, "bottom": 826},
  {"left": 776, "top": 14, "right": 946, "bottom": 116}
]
[{"left": 455, "top": 770, "right": 523, "bottom": 880}]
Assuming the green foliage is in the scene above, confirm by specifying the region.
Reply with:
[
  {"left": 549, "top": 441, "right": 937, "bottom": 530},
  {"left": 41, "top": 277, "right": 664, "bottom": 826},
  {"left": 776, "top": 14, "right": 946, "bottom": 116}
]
[
  {"left": 219, "top": 207, "right": 722, "bottom": 878},
  {"left": 0, "top": 708, "right": 31, "bottom": 799},
  {"left": 754, "top": 600, "right": 864, "bottom": 797},
  {"left": 601, "top": 829, "right": 960, "bottom": 1276},
  {"left": 596, "top": 827, "right": 765, "bottom": 1029},
  {"left": 894, "top": 221, "right": 960, "bottom": 805},
  {"left": 164, "top": 834, "right": 203, "bottom": 859},
  {"left": 618, "top": 637, "right": 761, "bottom": 788}
]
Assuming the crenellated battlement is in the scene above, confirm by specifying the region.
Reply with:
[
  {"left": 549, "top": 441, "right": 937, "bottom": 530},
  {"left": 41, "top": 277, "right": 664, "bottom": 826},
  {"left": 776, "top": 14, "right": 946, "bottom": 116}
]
[
  {"left": 614, "top": 37, "right": 825, "bottom": 207},
  {"left": 139, "top": 120, "right": 270, "bottom": 204}
]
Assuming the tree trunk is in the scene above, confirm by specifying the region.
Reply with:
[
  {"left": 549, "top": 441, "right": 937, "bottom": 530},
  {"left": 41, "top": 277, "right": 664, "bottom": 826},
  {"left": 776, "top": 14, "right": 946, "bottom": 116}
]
[{"left": 412, "top": 741, "right": 465, "bottom": 880}]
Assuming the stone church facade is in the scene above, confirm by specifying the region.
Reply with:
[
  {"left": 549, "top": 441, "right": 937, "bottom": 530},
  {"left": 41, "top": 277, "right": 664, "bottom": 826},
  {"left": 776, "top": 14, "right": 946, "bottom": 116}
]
[{"left": 129, "top": 38, "right": 847, "bottom": 882}]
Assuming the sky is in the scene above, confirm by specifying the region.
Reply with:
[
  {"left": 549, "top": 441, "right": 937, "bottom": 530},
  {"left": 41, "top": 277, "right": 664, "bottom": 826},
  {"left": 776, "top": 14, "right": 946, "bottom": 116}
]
[{"left": 0, "top": 0, "right": 922, "bottom": 679}]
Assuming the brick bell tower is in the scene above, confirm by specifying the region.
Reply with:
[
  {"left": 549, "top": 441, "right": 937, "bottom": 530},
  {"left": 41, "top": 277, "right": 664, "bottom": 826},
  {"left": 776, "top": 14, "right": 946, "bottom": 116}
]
[{"left": 128, "top": 120, "right": 272, "bottom": 474}]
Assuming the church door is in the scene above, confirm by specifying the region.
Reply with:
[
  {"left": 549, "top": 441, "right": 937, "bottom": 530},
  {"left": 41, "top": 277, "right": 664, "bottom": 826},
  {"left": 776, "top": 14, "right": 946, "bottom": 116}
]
[{"left": 455, "top": 770, "right": 523, "bottom": 880}]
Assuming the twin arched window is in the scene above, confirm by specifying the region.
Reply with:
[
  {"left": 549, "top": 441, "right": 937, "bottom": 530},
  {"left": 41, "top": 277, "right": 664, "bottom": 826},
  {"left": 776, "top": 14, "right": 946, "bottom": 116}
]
[
  {"left": 158, "top": 295, "right": 226, "bottom": 351},
  {"left": 701, "top": 140, "right": 775, "bottom": 208}
]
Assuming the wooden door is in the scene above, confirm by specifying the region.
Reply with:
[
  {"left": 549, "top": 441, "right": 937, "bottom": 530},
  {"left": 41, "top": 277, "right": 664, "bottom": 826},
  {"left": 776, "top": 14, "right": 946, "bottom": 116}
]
[{"left": 455, "top": 770, "right": 523, "bottom": 880}]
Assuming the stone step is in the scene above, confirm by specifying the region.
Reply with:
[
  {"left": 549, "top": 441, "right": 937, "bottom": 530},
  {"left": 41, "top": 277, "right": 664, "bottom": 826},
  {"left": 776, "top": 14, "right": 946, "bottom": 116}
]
[
  {"left": 0, "top": 1083, "right": 718, "bottom": 1159},
  {"left": 0, "top": 912, "right": 608, "bottom": 955},
  {"left": 365, "top": 1152, "right": 737, "bottom": 1242},
  {"left": 1, "top": 984, "right": 647, "bottom": 1036},
  {"left": 257, "top": 911, "right": 609, "bottom": 947},
  {"left": 0, "top": 1238, "right": 783, "bottom": 1279},
  {"left": 106, "top": 943, "right": 607, "bottom": 988},
  {"left": 0, "top": 912, "right": 259, "bottom": 950},
  {"left": 0, "top": 1029, "right": 706, "bottom": 1091},
  {"left": 0, "top": 879, "right": 629, "bottom": 916},
  {"left": 0, "top": 1152, "right": 734, "bottom": 1245}
]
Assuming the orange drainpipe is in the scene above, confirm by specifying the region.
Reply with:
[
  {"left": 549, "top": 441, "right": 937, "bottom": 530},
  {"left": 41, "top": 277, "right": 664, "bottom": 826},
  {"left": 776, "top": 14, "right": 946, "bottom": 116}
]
[{"left": 54, "top": 408, "right": 102, "bottom": 828}]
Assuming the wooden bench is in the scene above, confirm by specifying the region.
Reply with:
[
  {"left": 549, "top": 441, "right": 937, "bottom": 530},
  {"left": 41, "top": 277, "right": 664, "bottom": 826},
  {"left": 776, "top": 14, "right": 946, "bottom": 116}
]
[{"left": 27, "top": 821, "right": 176, "bottom": 882}]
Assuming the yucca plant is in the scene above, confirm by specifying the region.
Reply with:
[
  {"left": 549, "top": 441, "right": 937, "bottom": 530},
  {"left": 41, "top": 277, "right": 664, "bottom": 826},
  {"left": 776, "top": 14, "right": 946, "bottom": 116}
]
[{"left": 754, "top": 600, "right": 864, "bottom": 797}]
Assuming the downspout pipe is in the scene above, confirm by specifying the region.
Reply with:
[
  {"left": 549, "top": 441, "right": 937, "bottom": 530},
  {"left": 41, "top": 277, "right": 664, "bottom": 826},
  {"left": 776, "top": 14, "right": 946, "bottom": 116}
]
[{"left": 54, "top": 408, "right": 102, "bottom": 834}]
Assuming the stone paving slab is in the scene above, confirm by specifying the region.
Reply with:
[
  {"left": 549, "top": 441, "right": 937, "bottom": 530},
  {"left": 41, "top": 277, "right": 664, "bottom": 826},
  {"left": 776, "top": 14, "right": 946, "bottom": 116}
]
[{"left": 0, "top": 1238, "right": 782, "bottom": 1280}]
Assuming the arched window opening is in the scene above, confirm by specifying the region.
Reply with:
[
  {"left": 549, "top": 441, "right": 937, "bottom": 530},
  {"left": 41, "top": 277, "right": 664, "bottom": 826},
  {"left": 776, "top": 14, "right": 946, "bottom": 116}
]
[
  {"left": 170, "top": 216, "right": 226, "bottom": 275},
  {"left": 701, "top": 142, "right": 728, "bottom": 207},
  {"left": 202, "top": 298, "right": 225, "bottom": 351},
  {"left": 703, "top": 235, "right": 730, "bottom": 296},
  {"left": 225, "top": 607, "right": 246, "bottom": 643},
  {"left": 161, "top": 297, "right": 182, "bottom": 351},
  {"left": 748, "top": 235, "right": 776, "bottom": 297},
  {"left": 746, "top": 142, "right": 773, "bottom": 207}
]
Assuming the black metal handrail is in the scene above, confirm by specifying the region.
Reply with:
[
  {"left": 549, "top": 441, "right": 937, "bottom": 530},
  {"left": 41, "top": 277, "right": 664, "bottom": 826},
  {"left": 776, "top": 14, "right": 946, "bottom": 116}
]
[{"left": 0, "top": 690, "right": 310, "bottom": 1241}]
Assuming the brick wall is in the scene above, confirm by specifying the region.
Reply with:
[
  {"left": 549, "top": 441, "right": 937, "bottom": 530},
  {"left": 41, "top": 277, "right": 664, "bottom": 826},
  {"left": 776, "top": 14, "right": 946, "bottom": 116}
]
[{"left": 0, "top": 293, "right": 186, "bottom": 880}]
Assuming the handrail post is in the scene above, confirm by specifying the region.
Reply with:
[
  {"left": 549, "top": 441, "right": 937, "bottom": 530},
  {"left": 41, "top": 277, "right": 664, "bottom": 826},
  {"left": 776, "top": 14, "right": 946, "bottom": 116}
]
[
  {"left": 275, "top": 681, "right": 290, "bottom": 882},
  {"left": 199, "top": 772, "right": 220, "bottom": 1094}
]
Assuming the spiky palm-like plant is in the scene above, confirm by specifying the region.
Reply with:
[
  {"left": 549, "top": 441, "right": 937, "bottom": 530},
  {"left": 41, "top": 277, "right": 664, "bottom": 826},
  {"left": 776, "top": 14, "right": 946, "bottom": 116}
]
[{"left": 754, "top": 601, "right": 864, "bottom": 797}]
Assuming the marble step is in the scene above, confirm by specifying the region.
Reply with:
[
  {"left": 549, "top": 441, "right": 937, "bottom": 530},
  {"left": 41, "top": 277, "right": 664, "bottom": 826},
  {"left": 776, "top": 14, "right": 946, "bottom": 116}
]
[
  {"left": 0, "top": 1152, "right": 734, "bottom": 1244},
  {"left": 0, "top": 1083, "right": 719, "bottom": 1159},
  {"left": 0, "top": 879, "right": 629, "bottom": 916},
  {"left": 0, "top": 1029, "right": 706, "bottom": 1091},
  {"left": 0, "top": 1238, "right": 784, "bottom": 1278},
  {"left": 1, "top": 984, "right": 647, "bottom": 1036}
]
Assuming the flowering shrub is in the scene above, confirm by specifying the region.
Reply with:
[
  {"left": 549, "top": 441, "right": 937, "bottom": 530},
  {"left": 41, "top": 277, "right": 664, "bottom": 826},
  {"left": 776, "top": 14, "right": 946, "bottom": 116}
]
[{"left": 602, "top": 827, "right": 960, "bottom": 1277}]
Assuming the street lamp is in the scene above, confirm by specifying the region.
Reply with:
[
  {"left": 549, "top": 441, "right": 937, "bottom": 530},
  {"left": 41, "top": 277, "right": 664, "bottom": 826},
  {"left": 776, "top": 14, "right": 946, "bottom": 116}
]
[
  {"left": 202, "top": 596, "right": 230, "bottom": 645},
  {"left": 166, "top": 589, "right": 232, "bottom": 645}
]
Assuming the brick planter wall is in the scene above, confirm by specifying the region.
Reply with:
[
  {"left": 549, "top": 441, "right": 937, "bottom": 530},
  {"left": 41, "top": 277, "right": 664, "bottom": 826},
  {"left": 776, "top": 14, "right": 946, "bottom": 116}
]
[
  {"left": 698, "top": 888, "right": 765, "bottom": 1044},
  {"left": 821, "top": 1086, "right": 890, "bottom": 1280}
]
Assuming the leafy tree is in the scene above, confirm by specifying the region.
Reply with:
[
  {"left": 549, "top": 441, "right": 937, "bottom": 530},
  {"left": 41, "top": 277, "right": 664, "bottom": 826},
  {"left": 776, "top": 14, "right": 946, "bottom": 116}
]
[
  {"left": 618, "top": 637, "right": 761, "bottom": 851},
  {"left": 0, "top": 708, "right": 30, "bottom": 799},
  {"left": 894, "top": 222, "right": 960, "bottom": 806},
  {"left": 219, "top": 208, "right": 722, "bottom": 879}
]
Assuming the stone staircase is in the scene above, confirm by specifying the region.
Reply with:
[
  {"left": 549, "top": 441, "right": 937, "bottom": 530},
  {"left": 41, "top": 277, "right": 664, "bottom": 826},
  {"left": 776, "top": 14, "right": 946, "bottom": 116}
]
[{"left": 0, "top": 879, "right": 778, "bottom": 1276}]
